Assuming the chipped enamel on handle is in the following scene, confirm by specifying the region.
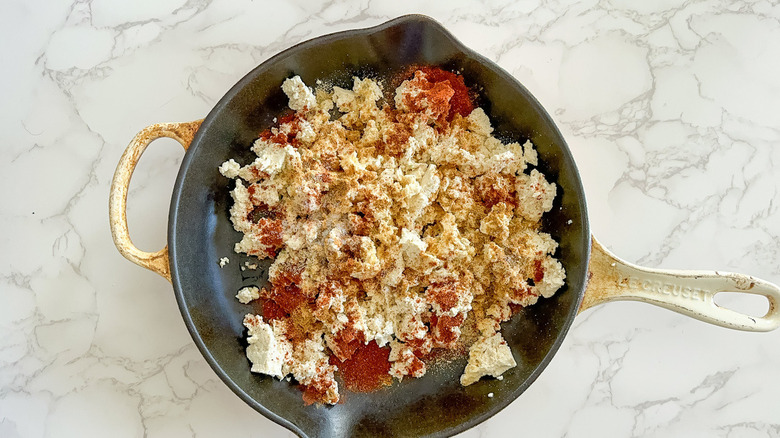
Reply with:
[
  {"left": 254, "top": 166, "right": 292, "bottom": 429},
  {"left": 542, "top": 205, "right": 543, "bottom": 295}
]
[
  {"left": 109, "top": 120, "right": 203, "bottom": 282},
  {"left": 580, "top": 237, "right": 780, "bottom": 332}
]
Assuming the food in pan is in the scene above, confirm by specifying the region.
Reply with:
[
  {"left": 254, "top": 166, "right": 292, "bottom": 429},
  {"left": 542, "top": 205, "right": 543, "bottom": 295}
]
[{"left": 219, "top": 67, "right": 565, "bottom": 404}]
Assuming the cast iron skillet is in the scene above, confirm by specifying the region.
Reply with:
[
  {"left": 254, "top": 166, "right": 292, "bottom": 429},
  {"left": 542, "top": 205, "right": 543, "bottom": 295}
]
[{"left": 109, "top": 15, "right": 780, "bottom": 438}]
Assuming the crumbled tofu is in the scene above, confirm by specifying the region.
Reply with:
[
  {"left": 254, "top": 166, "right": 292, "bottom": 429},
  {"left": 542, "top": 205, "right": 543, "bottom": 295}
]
[
  {"left": 243, "top": 315, "right": 339, "bottom": 404},
  {"left": 218, "top": 159, "right": 241, "bottom": 178},
  {"left": 245, "top": 141, "right": 290, "bottom": 178},
  {"left": 281, "top": 76, "right": 316, "bottom": 111},
  {"left": 221, "top": 69, "right": 564, "bottom": 405},
  {"left": 236, "top": 286, "right": 260, "bottom": 304},
  {"left": 537, "top": 257, "right": 566, "bottom": 298},
  {"left": 243, "top": 315, "right": 290, "bottom": 379},
  {"left": 460, "top": 333, "right": 517, "bottom": 386},
  {"left": 515, "top": 169, "right": 557, "bottom": 222},
  {"left": 466, "top": 108, "right": 493, "bottom": 136},
  {"left": 218, "top": 257, "right": 229, "bottom": 267},
  {"left": 399, "top": 228, "right": 438, "bottom": 274}
]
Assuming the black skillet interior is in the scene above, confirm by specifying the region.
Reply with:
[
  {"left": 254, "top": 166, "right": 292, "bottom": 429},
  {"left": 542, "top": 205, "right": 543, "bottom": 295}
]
[{"left": 169, "top": 14, "right": 590, "bottom": 438}]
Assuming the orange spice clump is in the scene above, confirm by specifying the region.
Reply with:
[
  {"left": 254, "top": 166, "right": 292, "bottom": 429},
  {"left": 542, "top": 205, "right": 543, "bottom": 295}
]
[
  {"left": 415, "top": 66, "right": 474, "bottom": 121},
  {"left": 330, "top": 340, "right": 392, "bottom": 392},
  {"left": 220, "top": 67, "right": 566, "bottom": 405}
]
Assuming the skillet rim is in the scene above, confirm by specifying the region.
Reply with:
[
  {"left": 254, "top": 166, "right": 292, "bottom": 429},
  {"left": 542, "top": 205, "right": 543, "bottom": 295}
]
[{"left": 168, "top": 13, "right": 590, "bottom": 438}]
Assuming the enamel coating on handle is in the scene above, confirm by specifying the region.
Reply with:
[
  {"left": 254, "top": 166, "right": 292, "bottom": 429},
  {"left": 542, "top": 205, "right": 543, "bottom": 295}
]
[
  {"left": 581, "top": 237, "right": 780, "bottom": 332},
  {"left": 109, "top": 120, "right": 202, "bottom": 282}
]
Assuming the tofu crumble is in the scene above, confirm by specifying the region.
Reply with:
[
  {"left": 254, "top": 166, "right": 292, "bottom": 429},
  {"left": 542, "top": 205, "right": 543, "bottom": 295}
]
[{"left": 220, "top": 68, "right": 565, "bottom": 405}]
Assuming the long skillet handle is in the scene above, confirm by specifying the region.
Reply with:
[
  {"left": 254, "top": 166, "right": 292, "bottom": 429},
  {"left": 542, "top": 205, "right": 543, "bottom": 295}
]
[
  {"left": 580, "top": 237, "right": 780, "bottom": 332},
  {"left": 109, "top": 120, "right": 203, "bottom": 282}
]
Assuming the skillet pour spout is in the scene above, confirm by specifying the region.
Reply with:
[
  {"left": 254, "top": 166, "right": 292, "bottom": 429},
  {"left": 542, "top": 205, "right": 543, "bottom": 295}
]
[{"left": 109, "top": 14, "right": 780, "bottom": 438}]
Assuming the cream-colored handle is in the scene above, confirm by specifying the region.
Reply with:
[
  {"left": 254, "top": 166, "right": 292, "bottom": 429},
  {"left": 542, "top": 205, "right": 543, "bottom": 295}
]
[
  {"left": 580, "top": 237, "right": 780, "bottom": 332},
  {"left": 109, "top": 120, "right": 203, "bottom": 282}
]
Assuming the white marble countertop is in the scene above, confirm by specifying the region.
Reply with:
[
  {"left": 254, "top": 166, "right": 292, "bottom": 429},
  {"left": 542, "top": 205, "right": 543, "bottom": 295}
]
[{"left": 3, "top": 1, "right": 780, "bottom": 437}]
